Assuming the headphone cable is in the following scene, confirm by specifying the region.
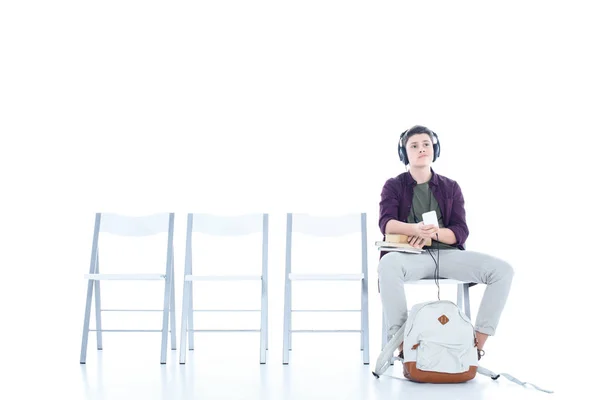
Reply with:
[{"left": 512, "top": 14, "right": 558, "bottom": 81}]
[
  {"left": 426, "top": 234, "right": 441, "bottom": 301},
  {"left": 413, "top": 203, "right": 441, "bottom": 300}
]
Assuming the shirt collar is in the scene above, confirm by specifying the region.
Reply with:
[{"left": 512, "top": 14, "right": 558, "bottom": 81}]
[{"left": 404, "top": 168, "right": 439, "bottom": 186}]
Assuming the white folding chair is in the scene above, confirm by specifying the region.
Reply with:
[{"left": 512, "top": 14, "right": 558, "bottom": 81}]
[
  {"left": 282, "top": 212, "right": 370, "bottom": 365},
  {"left": 381, "top": 278, "right": 476, "bottom": 353},
  {"left": 80, "top": 212, "right": 176, "bottom": 364},
  {"left": 179, "top": 213, "right": 269, "bottom": 364}
]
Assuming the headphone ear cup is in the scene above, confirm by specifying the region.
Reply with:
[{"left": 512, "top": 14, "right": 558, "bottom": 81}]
[
  {"left": 432, "top": 131, "right": 441, "bottom": 161},
  {"left": 398, "top": 143, "right": 409, "bottom": 165},
  {"left": 400, "top": 146, "right": 409, "bottom": 165},
  {"left": 398, "top": 130, "right": 409, "bottom": 165}
]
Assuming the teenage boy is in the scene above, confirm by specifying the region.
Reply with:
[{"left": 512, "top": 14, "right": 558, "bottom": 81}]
[{"left": 375, "top": 125, "right": 514, "bottom": 374}]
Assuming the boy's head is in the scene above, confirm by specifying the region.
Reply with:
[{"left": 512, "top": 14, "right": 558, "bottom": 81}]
[{"left": 398, "top": 125, "right": 440, "bottom": 166}]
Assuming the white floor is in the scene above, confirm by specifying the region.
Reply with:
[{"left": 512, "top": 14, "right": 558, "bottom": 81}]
[
  {"left": 3, "top": 327, "right": 565, "bottom": 400},
  {"left": 2, "top": 249, "right": 584, "bottom": 400}
]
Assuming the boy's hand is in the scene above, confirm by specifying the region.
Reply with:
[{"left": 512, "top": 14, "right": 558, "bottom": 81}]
[
  {"left": 407, "top": 235, "right": 427, "bottom": 249},
  {"left": 420, "top": 224, "right": 439, "bottom": 239},
  {"left": 412, "top": 222, "right": 439, "bottom": 240}
]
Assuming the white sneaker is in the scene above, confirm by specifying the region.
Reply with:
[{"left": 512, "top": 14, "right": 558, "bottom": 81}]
[{"left": 373, "top": 324, "right": 405, "bottom": 377}]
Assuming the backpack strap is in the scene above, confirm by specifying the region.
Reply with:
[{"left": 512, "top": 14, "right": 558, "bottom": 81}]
[
  {"left": 388, "top": 359, "right": 553, "bottom": 393},
  {"left": 477, "top": 366, "right": 554, "bottom": 394}
]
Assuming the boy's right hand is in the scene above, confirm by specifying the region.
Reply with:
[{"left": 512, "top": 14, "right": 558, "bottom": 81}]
[{"left": 412, "top": 222, "right": 438, "bottom": 240}]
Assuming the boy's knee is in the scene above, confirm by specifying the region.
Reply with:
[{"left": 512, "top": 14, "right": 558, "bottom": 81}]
[
  {"left": 378, "top": 252, "right": 404, "bottom": 278},
  {"left": 378, "top": 252, "right": 396, "bottom": 276},
  {"left": 494, "top": 259, "right": 514, "bottom": 281},
  {"left": 503, "top": 260, "right": 514, "bottom": 278}
]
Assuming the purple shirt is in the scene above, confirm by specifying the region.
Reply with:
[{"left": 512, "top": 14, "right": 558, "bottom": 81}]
[{"left": 378, "top": 169, "right": 469, "bottom": 251}]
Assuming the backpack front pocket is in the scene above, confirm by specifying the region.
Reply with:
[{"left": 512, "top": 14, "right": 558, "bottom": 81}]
[{"left": 415, "top": 341, "right": 472, "bottom": 374}]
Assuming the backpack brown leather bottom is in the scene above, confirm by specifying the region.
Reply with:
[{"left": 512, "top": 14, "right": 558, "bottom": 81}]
[{"left": 403, "top": 362, "right": 477, "bottom": 383}]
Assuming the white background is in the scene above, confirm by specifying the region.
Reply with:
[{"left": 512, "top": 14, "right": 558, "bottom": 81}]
[{"left": 1, "top": 0, "right": 598, "bottom": 398}]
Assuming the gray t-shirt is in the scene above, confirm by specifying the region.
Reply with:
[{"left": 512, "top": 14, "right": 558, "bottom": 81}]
[{"left": 407, "top": 182, "right": 457, "bottom": 250}]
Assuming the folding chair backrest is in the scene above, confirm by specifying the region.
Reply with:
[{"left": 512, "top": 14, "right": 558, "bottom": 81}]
[
  {"left": 290, "top": 213, "right": 365, "bottom": 237},
  {"left": 184, "top": 213, "right": 268, "bottom": 276},
  {"left": 92, "top": 213, "right": 175, "bottom": 275},
  {"left": 98, "top": 213, "right": 174, "bottom": 237},
  {"left": 190, "top": 213, "right": 266, "bottom": 236},
  {"left": 286, "top": 212, "right": 368, "bottom": 276}
]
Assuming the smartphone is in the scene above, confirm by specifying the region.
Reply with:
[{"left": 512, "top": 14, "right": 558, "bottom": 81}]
[{"left": 422, "top": 210, "right": 439, "bottom": 227}]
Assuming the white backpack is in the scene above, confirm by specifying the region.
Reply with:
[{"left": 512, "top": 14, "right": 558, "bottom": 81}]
[
  {"left": 390, "top": 300, "right": 553, "bottom": 393},
  {"left": 402, "top": 300, "right": 478, "bottom": 383}
]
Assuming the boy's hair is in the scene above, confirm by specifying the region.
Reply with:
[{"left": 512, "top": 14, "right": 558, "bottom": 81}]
[{"left": 401, "top": 125, "right": 437, "bottom": 147}]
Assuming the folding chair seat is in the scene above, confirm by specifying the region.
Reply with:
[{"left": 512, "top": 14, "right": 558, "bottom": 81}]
[
  {"left": 80, "top": 212, "right": 176, "bottom": 364},
  {"left": 179, "top": 213, "right": 269, "bottom": 364},
  {"left": 282, "top": 212, "right": 370, "bottom": 365}
]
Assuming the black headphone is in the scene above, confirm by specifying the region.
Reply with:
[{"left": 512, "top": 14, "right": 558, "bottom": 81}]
[{"left": 397, "top": 126, "right": 441, "bottom": 165}]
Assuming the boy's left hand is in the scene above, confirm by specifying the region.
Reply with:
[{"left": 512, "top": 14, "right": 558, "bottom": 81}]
[{"left": 407, "top": 236, "right": 427, "bottom": 249}]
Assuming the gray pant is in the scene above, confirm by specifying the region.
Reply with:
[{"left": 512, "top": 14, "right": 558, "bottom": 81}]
[{"left": 378, "top": 249, "right": 514, "bottom": 337}]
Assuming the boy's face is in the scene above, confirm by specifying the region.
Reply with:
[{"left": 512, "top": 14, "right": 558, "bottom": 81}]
[{"left": 406, "top": 133, "right": 434, "bottom": 167}]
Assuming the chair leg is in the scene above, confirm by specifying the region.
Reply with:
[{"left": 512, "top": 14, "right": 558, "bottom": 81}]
[
  {"left": 80, "top": 279, "right": 94, "bottom": 364},
  {"left": 463, "top": 284, "right": 472, "bottom": 320},
  {"left": 282, "top": 276, "right": 291, "bottom": 364},
  {"left": 261, "top": 213, "right": 269, "bottom": 354},
  {"left": 283, "top": 214, "right": 293, "bottom": 363},
  {"left": 361, "top": 279, "right": 370, "bottom": 364},
  {"left": 80, "top": 238, "right": 100, "bottom": 365},
  {"left": 160, "top": 275, "right": 171, "bottom": 364},
  {"left": 160, "top": 219, "right": 175, "bottom": 364},
  {"left": 183, "top": 213, "right": 194, "bottom": 355},
  {"left": 456, "top": 284, "right": 465, "bottom": 311},
  {"left": 188, "top": 283, "right": 195, "bottom": 351},
  {"left": 94, "top": 280, "right": 103, "bottom": 350},
  {"left": 360, "top": 213, "right": 369, "bottom": 364},
  {"left": 288, "top": 280, "right": 292, "bottom": 351},
  {"left": 170, "top": 272, "right": 176, "bottom": 350},
  {"left": 94, "top": 251, "right": 102, "bottom": 350},
  {"left": 260, "top": 277, "right": 267, "bottom": 364},
  {"left": 360, "top": 212, "right": 370, "bottom": 364},
  {"left": 179, "top": 280, "right": 191, "bottom": 364},
  {"left": 360, "top": 319, "right": 364, "bottom": 351},
  {"left": 285, "top": 278, "right": 292, "bottom": 352},
  {"left": 361, "top": 298, "right": 364, "bottom": 351}
]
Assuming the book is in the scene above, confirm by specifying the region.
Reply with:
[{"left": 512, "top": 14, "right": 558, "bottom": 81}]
[
  {"left": 375, "top": 241, "right": 424, "bottom": 253},
  {"left": 377, "top": 245, "right": 424, "bottom": 254},
  {"left": 375, "top": 234, "right": 431, "bottom": 254},
  {"left": 383, "top": 234, "right": 432, "bottom": 246}
]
